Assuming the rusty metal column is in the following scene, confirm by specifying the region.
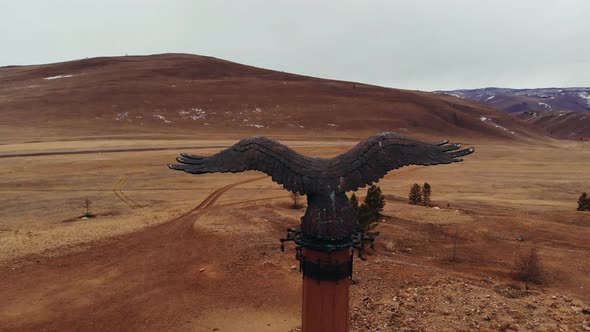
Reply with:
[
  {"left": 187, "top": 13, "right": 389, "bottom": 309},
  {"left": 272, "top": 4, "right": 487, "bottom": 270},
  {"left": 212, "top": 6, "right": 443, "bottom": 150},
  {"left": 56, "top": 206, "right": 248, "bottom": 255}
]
[{"left": 300, "top": 248, "right": 351, "bottom": 332}]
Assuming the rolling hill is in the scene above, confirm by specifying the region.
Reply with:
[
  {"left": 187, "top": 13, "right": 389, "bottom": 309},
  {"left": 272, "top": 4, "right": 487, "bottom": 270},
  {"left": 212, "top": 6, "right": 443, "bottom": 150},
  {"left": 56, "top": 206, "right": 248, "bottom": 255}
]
[
  {"left": 515, "top": 110, "right": 590, "bottom": 140},
  {"left": 0, "top": 54, "right": 543, "bottom": 144}
]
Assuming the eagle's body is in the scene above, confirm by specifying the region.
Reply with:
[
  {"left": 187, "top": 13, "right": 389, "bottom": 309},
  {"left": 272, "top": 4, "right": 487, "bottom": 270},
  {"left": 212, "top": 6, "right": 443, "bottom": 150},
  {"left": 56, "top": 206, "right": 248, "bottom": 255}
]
[{"left": 169, "top": 132, "right": 474, "bottom": 244}]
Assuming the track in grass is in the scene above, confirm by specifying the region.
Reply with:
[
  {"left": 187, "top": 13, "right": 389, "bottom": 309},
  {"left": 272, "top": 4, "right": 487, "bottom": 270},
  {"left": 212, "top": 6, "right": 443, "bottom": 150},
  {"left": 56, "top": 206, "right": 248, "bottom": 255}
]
[{"left": 113, "top": 171, "right": 142, "bottom": 209}]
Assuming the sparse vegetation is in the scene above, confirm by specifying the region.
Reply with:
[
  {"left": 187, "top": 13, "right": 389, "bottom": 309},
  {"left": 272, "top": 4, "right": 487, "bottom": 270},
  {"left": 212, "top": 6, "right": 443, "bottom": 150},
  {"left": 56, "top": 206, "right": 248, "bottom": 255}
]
[
  {"left": 513, "top": 247, "right": 545, "bottom": 289},
  {"left": 577, "top": 192, "right": 590, "bottom": 211},
  {"left": 408, "top": 183, "right": 422, "bottom": 205},
  {"left": 290, "top": 192, "right": 303, "bottom": 209}
]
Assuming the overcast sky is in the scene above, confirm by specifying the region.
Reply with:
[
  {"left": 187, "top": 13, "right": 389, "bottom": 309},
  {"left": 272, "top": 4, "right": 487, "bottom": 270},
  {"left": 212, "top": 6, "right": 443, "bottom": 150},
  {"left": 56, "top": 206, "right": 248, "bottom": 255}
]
[{"left": 1, "top": 0, "right": 588, "bottom": 91}]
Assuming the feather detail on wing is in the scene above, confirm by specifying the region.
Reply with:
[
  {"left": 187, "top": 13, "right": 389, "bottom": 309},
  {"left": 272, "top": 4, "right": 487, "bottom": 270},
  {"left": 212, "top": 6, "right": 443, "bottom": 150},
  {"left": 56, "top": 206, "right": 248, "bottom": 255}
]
[{"left": 168, "top": 133, "right": 474, "bottom": 193}]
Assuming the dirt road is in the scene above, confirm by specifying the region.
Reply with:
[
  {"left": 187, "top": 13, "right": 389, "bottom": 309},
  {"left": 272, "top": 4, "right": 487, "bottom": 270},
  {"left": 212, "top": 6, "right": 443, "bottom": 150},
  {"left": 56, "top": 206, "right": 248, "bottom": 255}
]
[
  {"left": 0, "top": 176, "right": 299, "bottom": 331},
  {"left": 0, "top": 144, "right": 231, "bottom": 159},
  {"left": 0, "top": 140, "right": 358, "bottom": 159}
]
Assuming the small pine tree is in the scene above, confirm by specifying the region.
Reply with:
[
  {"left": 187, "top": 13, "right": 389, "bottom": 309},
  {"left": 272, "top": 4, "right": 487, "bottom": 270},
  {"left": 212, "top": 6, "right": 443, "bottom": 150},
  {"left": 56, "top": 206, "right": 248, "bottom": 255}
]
[
  {"left": 356, "top": 185, "right": 384, "bottom": 235},
  {"left": 422, "top": 182, "right": 432, "bottom": 207},
  {"left": 408, "top": 183, "right": 422, "bottom": 205},
  {"left": 357, "top": 204, "right": 374, "bottom": 234},
  {"left": 354, "top": 185, "right": 385, "bottom": 253},
  {"left": 350, "top": 192, "right": 359, "bottom": 214},
  {"left": 578, "top": 192, "right": 590, "bottom": 211},
  {"left": 291, "top": 192, "right": 302, "bottom": 209},
  {"left": 364, "top": 185, "right": 385, "bottom": 218}
]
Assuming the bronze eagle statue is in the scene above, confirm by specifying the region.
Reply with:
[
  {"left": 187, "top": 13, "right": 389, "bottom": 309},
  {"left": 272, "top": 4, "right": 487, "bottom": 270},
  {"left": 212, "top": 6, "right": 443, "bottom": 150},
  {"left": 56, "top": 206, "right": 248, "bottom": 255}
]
[{"left": 169, "top": 132, "right": 474, "bottom": 246}]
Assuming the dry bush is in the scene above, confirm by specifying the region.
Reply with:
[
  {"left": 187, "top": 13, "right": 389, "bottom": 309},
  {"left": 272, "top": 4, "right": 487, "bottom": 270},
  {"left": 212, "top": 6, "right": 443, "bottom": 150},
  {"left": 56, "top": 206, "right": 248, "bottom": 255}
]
[
  {"left": 81, "top": 197, "right": 95, "bottom": 219},
  {"left": 382, "top": 240, "right": 396, "bottom": 252},
  {"left": 442, "top": 227, "right": 464, "bottom": 263},
  {"left": 449, "top": 229, "right": 460, "bottom": 262},
  {"left": 513, "top": 247, "right": 545, "bottom": 289}
]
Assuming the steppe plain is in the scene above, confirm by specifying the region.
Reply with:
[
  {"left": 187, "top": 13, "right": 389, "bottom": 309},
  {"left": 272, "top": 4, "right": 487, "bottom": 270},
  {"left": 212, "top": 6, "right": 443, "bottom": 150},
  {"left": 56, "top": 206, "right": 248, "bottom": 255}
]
[{"left": 1, "top": 137, "right": 590, "bottom": 331}]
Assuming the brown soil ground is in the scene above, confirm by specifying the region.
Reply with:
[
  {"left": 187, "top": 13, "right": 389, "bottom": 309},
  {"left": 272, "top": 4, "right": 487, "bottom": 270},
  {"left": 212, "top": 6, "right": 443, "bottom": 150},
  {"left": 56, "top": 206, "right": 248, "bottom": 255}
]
[{"left": 1, "top": 138, "right": 590, "bottom": 331}]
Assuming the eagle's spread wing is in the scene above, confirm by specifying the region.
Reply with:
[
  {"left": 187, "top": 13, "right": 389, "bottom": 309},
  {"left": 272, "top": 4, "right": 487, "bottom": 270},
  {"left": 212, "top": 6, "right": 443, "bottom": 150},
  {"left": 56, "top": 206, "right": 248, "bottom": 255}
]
[
  {"left": 168, "top": 132, "right": 474, "bottom": 193},
  {"left": 322, "top": 132, "right": 473, "bottom": 192},
  {"left": 169, "top": 136, "right": 319, "bottom": 193}
]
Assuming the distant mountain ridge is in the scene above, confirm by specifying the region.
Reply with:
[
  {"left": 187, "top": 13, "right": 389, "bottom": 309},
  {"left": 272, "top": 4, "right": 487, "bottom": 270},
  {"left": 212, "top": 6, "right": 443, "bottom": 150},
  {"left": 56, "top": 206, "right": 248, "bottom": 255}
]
[
  {"left": 435, "top": 87, "right": 590, "bottom": 113},
  {"left": 435, "top": 87, "right": 590, "bottom": 140}
]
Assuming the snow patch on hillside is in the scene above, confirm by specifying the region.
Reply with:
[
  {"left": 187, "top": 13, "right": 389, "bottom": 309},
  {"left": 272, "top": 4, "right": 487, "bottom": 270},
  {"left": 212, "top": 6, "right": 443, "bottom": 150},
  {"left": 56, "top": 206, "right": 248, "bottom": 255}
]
[
  {"left": 44, "top": 74, "right": 75, "bottom": 80},
  {"left": 538, "top": 102, "right": 551, "bottom": 109},
  {"left": 153, "top": 114, "right": 172, "bottom": 123},
  {"left": 579, "top": 92, "right": 590, "bottom": 106},
  {"left": 115, "top": 112, "right": 128, "bottom": 121},
  {"left": 178, "top": 108, "right": 206, "bottom": 120},
  {"left": 479, "top": 116, "right": 515, "bottom": 134},
  {"left": 485, "top": 95, "right": 495, "bottom": 101}
]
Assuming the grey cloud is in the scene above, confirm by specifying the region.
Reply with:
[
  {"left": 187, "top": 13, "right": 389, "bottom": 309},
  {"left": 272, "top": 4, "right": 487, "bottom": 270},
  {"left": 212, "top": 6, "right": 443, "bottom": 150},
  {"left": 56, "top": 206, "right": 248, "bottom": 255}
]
[{"left": 1, "top": 0, "right": 588, "bottom": 90}]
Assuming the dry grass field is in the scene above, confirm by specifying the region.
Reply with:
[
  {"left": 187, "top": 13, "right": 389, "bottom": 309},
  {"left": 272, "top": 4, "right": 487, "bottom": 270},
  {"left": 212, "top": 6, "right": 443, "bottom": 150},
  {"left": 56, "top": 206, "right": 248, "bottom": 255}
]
[{"left": 1, "top": 136, "right": 590, "bottom": 331}]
